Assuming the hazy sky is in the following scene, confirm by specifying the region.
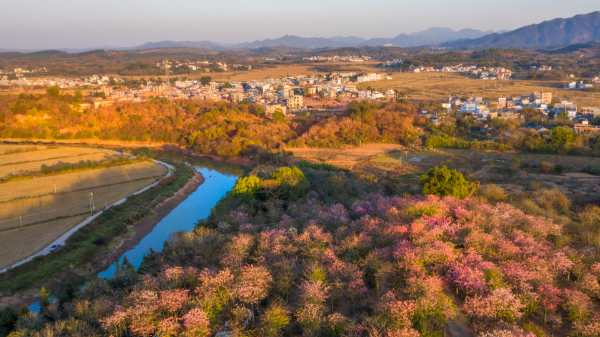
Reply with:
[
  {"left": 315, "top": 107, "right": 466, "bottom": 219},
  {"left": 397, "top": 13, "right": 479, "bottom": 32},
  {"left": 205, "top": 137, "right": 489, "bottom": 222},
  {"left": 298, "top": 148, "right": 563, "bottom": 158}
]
[{"left": 1, "top": 0, "right": 599, "bottom": 49}]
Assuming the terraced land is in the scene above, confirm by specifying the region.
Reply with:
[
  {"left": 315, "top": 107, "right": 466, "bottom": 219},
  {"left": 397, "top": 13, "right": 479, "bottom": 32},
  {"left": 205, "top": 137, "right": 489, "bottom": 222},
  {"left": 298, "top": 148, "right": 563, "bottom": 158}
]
[{"left": 0, "top": 146, "right": 167, "bottom": 270}]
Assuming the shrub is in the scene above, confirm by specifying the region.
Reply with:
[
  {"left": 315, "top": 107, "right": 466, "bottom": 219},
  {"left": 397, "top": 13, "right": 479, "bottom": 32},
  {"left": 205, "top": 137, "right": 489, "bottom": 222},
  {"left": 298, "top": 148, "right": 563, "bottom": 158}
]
[
  {"left": 419, "top": 165, "right": 471, "bottom": 199},
  {"left": 477, "top": 184, "right": 508, "bottom": 204},
  {"left": 539, "top": 161, "right": 556, "bottom": 173},
  {"left": 582, "top": 166, "right": 600, "bottom": 176}
]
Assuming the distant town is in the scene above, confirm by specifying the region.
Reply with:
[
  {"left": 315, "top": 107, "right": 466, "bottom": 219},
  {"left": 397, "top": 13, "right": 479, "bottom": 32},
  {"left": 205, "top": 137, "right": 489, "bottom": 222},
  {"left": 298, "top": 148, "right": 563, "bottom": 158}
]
[{"left": 2, "top": 59, "right": 600, "bottom": 135}]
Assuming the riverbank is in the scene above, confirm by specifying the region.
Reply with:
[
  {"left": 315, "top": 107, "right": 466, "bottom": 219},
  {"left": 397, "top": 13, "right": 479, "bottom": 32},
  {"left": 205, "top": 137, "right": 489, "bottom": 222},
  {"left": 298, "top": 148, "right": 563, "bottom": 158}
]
[
  {"left": 0, "top": 162, "right": 197, "bottom": 310},
  {"left": 95, "top": 168, "right": 205, "bottom": 273}
]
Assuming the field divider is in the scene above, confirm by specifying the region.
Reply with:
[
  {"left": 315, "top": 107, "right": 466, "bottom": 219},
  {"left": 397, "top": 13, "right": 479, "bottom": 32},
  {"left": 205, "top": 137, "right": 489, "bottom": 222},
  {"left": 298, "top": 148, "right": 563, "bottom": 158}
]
[
  {"left": 0, "top": 174, "right": 164, "bottom": 205},
  {"left": 0, "top": 211, "right": 91, "bottom": 233},
  {"left": 0, "top": 159, "right": 174, "bottom": 274},
  {"left": 0, "top": 151, "right": 109, "bottom": 167}
]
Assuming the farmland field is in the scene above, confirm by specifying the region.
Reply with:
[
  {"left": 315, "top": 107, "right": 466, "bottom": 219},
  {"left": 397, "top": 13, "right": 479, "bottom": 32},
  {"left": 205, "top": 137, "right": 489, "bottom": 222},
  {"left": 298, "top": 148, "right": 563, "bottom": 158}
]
[
  {"left": 361, "top": 72, "right": 600, "bottom": 107},
  {"left": 0, "top": 145, "right": 167, "bottom": 270},
  {"left": 288, "top": 143, "right": 404, "bottom": 169},
  {"left": 0, "top": 147, "right": 104, "bottom": 166},
  {"left": 0, "top": 151, "right": 125, "bottom": 179},
  {"left": 0, "top": 145, "right": 49, "bottom": 155}
]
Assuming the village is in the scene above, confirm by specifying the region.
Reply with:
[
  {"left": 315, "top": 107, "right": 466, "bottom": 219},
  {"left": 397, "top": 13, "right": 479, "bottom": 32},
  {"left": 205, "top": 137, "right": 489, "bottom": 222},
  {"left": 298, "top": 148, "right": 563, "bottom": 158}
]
[{"left": 1, "top": 61, "right": 600, "bottom": 136}]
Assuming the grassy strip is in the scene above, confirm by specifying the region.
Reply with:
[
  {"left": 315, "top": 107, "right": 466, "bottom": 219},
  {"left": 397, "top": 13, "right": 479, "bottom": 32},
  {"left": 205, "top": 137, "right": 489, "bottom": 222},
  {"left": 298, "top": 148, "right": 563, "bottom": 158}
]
[
  {"left": 583, "top": 166, "right": 600, "bottom": 176},
  {"left": 0, "top": 157, "right": 147, "bottom": 184},
  {"left": 298, "top": 160, "right": 349, "bottom": 172},
  {"left": 0, "top": 162, "right": 193, "bottom": 294},
  {"left": 1, "top": 147, "right": 56, "bottom": 156}
]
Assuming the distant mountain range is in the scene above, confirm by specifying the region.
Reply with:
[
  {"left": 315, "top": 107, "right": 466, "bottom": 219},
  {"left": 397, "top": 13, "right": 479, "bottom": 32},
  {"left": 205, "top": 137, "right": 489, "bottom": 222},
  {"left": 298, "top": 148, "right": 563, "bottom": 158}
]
[
  {"left": 3, "top": 27, "right": 502, "bottom": 53},
  {"left": 123, "top": 27, "right": 501, "bottom": 51},
  {"left": 443, "top": 11, "right": 600, "bottom": 49},
  {"left": 3, "top": 11, "right": 600, "bottom": 53}
]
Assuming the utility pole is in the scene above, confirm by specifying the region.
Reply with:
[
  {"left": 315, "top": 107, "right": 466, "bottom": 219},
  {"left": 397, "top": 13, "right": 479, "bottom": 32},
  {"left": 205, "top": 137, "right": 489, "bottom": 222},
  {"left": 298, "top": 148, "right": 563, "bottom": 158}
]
[
  {"left": 34, "top": 175, "right": 37, "bottom": 187},
  {"left": 53, "top": 178, "right": 57, "bottom": 194},
  {"left": 20, "top": 216, "right": 22, "bottom": 229},
  {"left": 89, "top": 192, "right": 95, "bottom": 214}
]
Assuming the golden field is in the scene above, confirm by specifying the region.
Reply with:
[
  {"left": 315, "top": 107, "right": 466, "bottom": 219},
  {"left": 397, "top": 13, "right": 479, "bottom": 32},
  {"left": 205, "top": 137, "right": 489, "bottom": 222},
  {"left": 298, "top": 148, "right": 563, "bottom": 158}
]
[
  {"left": 361, "top": 72, "right": 600, "bottom": 106},
  {"left": 0, "top": 145, "right": 167, "bottom": 270},
  {"left": 0, "top": 145, "right": 49, "bottom": 155},
  {"left": 0, "top": 215, "right": 88, "bottom": 270},
  {"left": 0, "top": 152, "right": 125, "bottom": 179},
  {"left": 0, "top": 147, "right": 103, "bottom": 166}
]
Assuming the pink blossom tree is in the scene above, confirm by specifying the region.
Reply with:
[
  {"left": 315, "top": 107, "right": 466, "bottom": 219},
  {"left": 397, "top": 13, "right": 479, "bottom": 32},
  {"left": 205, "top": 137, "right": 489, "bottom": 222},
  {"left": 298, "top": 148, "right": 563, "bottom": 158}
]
[{"left": 182, "top": 308, "right": 211, "bottom": 337}]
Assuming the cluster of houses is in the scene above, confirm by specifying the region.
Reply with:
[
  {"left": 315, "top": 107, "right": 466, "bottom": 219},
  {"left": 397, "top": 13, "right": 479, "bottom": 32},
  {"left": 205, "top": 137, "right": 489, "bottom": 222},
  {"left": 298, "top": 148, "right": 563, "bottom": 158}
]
[
  {"left": 529, "top": 65, "right": 557, "bottom": 72},
  {"left": 157, "top": 60, "right": 251, "bottom": 72},
  {"left": 356, "top": 72, "right": 393, "bottom": 83},
  {"left": 91, "top": 72, "right": 398, "bottom": 117},
  {"left": 0, "top": 75, "right": 111, "bottom": 88},
  {"left": 413, "top": 64, "right": 478, "bottom": 73},
  {"left": 411, "top": 64, "right": 513, "bottom": 80},
  {"left": 302, "top": 55, "right": 372, "bottom": 62},
  {"left": 431, "top": 90, "right": 600, "bottom": 134},
  {"left": 565, "top": 77, "right": 600, "bottom": 90}
]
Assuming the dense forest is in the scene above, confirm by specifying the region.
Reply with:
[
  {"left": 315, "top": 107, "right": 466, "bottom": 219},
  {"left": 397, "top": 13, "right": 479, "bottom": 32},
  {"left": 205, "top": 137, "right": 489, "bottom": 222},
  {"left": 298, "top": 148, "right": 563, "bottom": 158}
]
[{"left": 3, "top": 163, "right": 600, "bottom": 336}]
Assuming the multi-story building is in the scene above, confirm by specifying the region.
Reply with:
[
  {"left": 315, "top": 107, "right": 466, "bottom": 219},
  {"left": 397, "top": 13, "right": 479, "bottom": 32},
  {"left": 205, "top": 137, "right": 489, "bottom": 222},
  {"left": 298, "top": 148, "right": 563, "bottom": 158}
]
[
  {"left": 286, "top": 95, "right": 304, "bottom": 112},
  {"left": 152, "top": 85, "right": 165, "bottom": 96},
  {"left": 581, "top": 107, "right": 600, "bottom": 117},
  {"left": 265, "top": 103, "right": 287, "bottom": 115}
]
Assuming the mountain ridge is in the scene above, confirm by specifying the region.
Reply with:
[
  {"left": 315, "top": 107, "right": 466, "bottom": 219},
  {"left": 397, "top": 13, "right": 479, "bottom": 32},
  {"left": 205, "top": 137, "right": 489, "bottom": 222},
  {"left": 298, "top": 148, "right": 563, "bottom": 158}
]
[{"left": 442, "top": 11, "right": 600, "bottom": 49}]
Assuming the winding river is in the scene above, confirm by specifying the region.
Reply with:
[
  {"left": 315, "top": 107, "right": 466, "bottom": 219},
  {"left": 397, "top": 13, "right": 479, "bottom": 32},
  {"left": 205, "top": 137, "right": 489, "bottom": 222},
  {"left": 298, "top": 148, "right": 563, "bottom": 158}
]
[
  {"left": 99, "top": 154, "right": 243, "bottom": 278},
  {"left": 29, "top": 154, "right": 243, "bottom": 312}
]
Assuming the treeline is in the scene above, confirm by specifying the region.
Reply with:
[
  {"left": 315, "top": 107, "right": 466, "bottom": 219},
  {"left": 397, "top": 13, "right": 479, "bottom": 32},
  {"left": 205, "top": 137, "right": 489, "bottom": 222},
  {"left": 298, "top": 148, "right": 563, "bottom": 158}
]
[{"left": 1, "top": 91, "right": 599, "bottom": 157}]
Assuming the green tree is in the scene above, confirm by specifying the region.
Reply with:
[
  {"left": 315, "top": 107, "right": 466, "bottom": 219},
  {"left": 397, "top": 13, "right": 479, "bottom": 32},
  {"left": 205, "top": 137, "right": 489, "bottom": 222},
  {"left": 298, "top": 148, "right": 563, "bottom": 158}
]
[
  {"left": 46, "top": 86, "right": 60, "bottom": 98},
  {"left": 0, "top": 307, "right": 18, "bottom": 336},
  {"left": 557, "top": 110, "right": 569, "bottom": 120},
  {"left": 261, "top": 301, "right": 290, "bottom": 337},
  {"left": 419, "top": 165, "right": 471, "bottom": 199},
  {"left": 272, "top": 109, "right": 285, "bottom": 123},
  {"left": 95, "top": 91, "right": 107, "bottom": 99},
  {"left": 200, "top": 76, "right": 212, "bottom": 86},
  {"left": 549, "top": 126, "right": 577, "bottom": 147},
  {"left": 222, "top": 82, "right": 232, "bottom": 89},
  {"left": 233, "top": 176, "right": 261, "bottom": 194},
  {"left": 73, "top": 91, "right": 83, "bottom": 104},
  {"left": 270, "top": 166, "right": 308, "bottom": 199},
  {"left": 40, "top": 287, "right": 50, "bottom": 311}
]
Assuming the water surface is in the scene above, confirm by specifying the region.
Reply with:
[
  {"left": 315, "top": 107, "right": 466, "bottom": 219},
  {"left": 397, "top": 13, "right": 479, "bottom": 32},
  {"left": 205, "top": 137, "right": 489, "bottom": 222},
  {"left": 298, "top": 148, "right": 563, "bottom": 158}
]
[{"left": 98, "top": 156, "right": 241, "bottom": 278}]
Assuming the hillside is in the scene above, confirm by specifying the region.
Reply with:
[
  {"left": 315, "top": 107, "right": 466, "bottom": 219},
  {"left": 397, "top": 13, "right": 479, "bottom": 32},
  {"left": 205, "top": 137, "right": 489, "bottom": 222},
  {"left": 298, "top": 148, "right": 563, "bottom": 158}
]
[{"left": 444, "top": 11, "right": 600, "bottom": 49}]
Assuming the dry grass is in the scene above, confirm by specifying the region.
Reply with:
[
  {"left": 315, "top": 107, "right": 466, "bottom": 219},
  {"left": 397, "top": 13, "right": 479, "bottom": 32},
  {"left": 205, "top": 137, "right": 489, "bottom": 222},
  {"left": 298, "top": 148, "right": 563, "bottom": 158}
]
[
  {"left": 0, "top": 215, "right": 88, "bottom": 270},
  {"left": 0, "top": 145, "right": 48, "bottom": 155},
  {"left": 0, "top": 152, "right": 127, "bottom": 179},
  {"left": 0, "top": 161, "right": 166, "bottom": 203},
  {"left": 363, "top": 72, "right": 600, "bottom": 106},
  {"left": 0, "top": 177, "right": 158, "bottom": 231},
  {"left": 288, "top": 143, "right": 404, "bottom": 168},
  {"left": 0, "top": 147, "right": 104, "bottom": 166}
]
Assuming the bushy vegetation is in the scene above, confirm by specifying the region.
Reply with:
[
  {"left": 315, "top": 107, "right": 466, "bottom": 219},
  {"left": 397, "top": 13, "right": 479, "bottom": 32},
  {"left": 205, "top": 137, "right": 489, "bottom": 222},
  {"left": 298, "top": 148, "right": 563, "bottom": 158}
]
[
  {"left": 1, "top": 92, "right": 600, "bottom": 158},
  {"left": 0, "top": 156, "right": 144, "bottom": 184},
  {"left": 7, "top": 165, "right": 600, "bottom": 337},
  {"left": 298, "top": 161, "right": 348, "bottom": 172}
]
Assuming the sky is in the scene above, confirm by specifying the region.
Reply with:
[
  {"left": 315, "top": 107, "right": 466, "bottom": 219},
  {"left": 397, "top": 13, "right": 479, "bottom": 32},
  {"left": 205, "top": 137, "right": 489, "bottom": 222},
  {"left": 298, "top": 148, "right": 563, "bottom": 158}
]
[{"left": 1, "top": 0, "right": 599, "bottom": 50}]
